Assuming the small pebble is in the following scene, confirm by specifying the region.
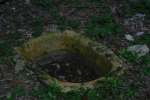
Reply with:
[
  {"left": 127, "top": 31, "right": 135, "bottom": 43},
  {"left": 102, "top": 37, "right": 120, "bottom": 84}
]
[
  {"left": 25, "top": 0, "right": 30, "bottom": 4},
  {"left": 65, "top": 63, "right": 70, "bottom": 67},
  {"left": 77, "top": 70, "right": 82, "bottom": 75},
  {"left": 125, "top": 34, "right": 134, "bottom": 41},
  {"left": 128, "top": 44, "right": 149, "bottom": 57},
  {"left": 58, "top": 76, "right": 65, "bottom": 80},
  {"left": 136, "top": 32, "right": 144, "bottom": 36}
]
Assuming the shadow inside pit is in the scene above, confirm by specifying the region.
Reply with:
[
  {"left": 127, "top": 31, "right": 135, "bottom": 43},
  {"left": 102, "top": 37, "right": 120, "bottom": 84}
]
[{"left": 37, "top": 51, "right": 112, "bottom": 83}]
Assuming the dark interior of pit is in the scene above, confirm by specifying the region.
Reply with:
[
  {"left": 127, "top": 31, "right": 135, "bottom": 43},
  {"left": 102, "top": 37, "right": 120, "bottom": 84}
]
[{"left": 39, "top": 52, "right": 111, "bottom": 83}]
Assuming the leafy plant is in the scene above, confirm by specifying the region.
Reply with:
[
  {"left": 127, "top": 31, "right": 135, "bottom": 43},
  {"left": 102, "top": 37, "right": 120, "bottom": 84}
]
[
  {"left": 32, "top": 16, "right": 44, "bottom": 37},
  {"left": 0, "top": 41, "right": 13, "bottom": 57},
  {"left": 129, "top": 0, "right": 150, "bottom": 14},
  {"left": 57, "top": 18, "right": 80, "bottom": 31},
  {"left": 87, "top": 77, "right": 123, "bottom": 100},
  {"left": 7, "top": 86, "right": 26, "bottom": 100},
  {"left": 125, "top": 88, "right": 138, "bottom": 99},
  {"left": 31, "top": 0, "right": 54, "bottom": 9},
  {"left": 134, "top": 34, "right": 150, "bottom": 45},
  {"left": 31, "top": 84, "right": 61, "bottom": 100},
  {"left": 119, "top": 48, "right": 139, "bottom": 62},
  {"left": 120, "top": 0, "right": 150, "bottom": 17},
  {"left": 143, "top": 67, "right": 150, "bottom": 76},
  {"left": 85, "top": 15, "right": 123, "bottom": 38},
  {"left": 138, "top": 54, "right": 150, "bottom": 66},
  {"left": 62, "top": 89, "right": 84, "bottom": 100}
]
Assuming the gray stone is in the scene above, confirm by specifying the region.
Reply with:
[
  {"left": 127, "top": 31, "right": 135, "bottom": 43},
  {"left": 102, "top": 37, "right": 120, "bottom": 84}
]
[
  {"left": 77, "top": 69, "right": 82, "bottom": 75},
  {"left": 125, "top": 34, "right": 134, "bottom": 41},
  {"left": 44, "top": 24, "right": 59, "bottom": 33},
  {"left": 136, "top": 32, "right": 145, "bottom": 36},
  {"left": 128, "top": 45, "right": 149, "bottom": 57},
  {"left": 124, "top": 13, "right": 145, "bottom": 32},
  {"left": 58, "top": 76, "right": 65, "bottom": 80},
  {"left": 135, "top": 13, "right": 145, "bottom": 20},
  {"left": 25, "top": 0, "right": 30, "bottom": 4},
  {"left": 15, "top": 59, "right": 25, "bottom": 73}
]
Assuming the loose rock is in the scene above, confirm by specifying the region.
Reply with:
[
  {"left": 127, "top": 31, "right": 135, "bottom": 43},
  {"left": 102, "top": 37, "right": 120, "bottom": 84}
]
[
  {"left": 15, "top": 59, "right": 25, "bottom": 73},
  {"left": 136, "top": 32, "right": 145, "bottom": 36},
  {"left": 128, "top": 45, "right": 149, "bottom": 57},
  {"left": 125, "top": 34, "right": 134, "bottom": 41}
]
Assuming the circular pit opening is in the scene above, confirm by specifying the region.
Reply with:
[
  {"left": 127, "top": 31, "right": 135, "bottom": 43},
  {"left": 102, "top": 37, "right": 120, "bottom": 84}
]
[{"left": 38, "top": 51, "right": 112, "bottom": 83}]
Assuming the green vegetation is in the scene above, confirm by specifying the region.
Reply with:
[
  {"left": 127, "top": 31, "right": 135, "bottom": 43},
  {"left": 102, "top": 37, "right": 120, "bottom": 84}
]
[
  {"left": 121, "top": 0, "right": 150, "bottom": 17},
  {"left": 7, "top": 77, "right": 141, "bottom": 100},
  {"left": 32, "top": 17, "right": 44, "bottom": 37},
  {"left": 85, "top": 15, "right": 123, "bottom": 38},
  {"left": 140, "top": 54, "right": 150, "bottom": 65},
  {"left": 143, "top": 67, "right": 150, "bottom": 76},
  {"left": 0, "top": 32, "right": 23, "bottom": 64},
  {"left": 6, "top": 77, "right": 123, "bottom": 100},
  {"left": 31, "top": 0, "right": 54, "bottom": 9},
  {"left": 134, "top": 34, "right": 150, "bottom": 45},
  {"left": 129, "top": 0, "right": 150, "bottom": 14},
  {"left": 119, "top": 48, "right": 139, "bottom": 62},
  {"left": 0, "top": 42, "right": 14, "bottom": 64},
  {"left": 31, "top": 0, "right": 123, "bottom": 38},
  {"left": 7, "top": 86, "right": 26, "bottom": 100},
  {"left": 0, "top": 41, "right": 13, "bottom": 57}
]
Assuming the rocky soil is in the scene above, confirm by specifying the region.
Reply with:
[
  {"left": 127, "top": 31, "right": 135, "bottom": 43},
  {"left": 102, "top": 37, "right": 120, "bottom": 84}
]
[{"left": 0, "top": 0, "right": 150, "bottom": 100}]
